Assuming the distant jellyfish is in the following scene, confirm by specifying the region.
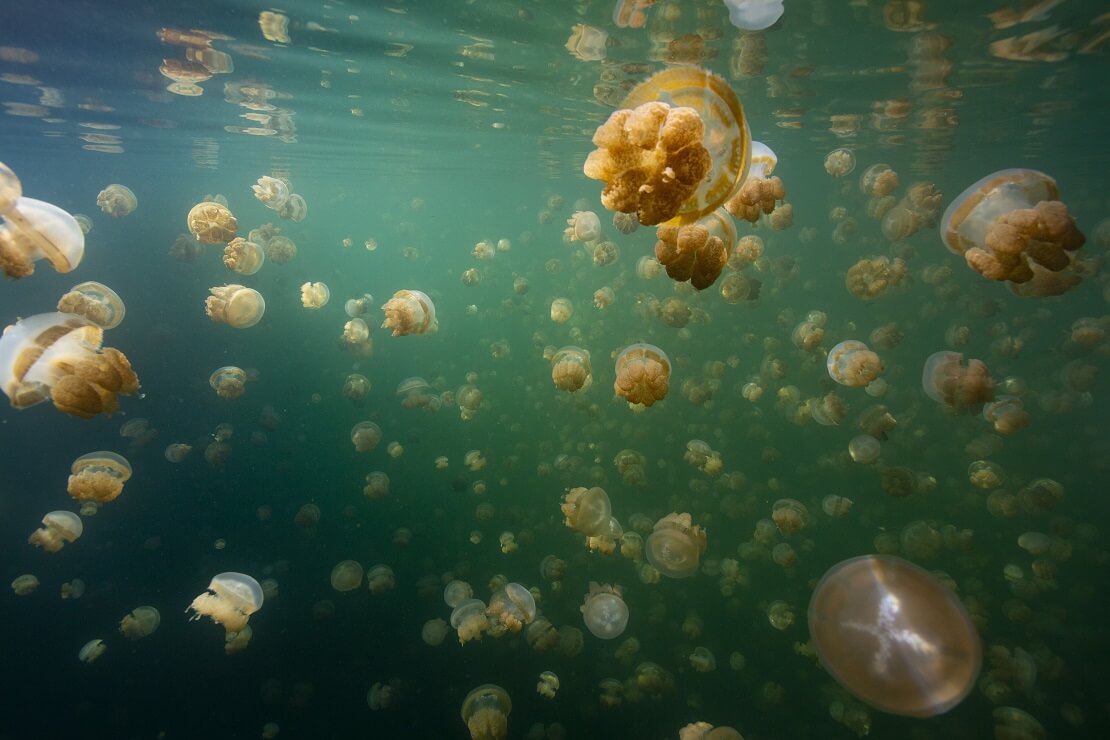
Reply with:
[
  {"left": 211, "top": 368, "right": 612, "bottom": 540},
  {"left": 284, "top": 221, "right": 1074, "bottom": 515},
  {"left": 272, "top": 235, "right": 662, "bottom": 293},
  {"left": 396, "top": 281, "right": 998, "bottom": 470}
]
[
  {"left": 252, "top": 176, "right": 290, "bottom": 210},
  {"left": 381, "top": 289, "right": 437, "bottom": 336},
  {"left": 486, "top": 583, "right": 537, "bottom": 633},
  {"left": 265, "top": 234, "right": 297, "bottom": 264},
  {"left": 362, "top": 471, "right": 390, "bottom": 500},
  {"left": 343, "top": 373, "right": 371, "bottom": 403},
  {"left": 580, "top": 582, "right": 629, "bottom": 639},
  {"left": 551, "top": 346, "right": 592, "bottom": 392},
  {"left": 350, "top": 421, "right": 382, "bottom": 452},
  {"left": 187, "top": 572, "right": 264, "bottom": 634},
  {"left": 461, "top": 684, "right": 512, "bottom": 740},
  {"left": 278, "top": 193, "right": 307, "bottom": 222},
  {"left": 187, "top": 200, "right": 237, "bottom": 244},
  {"left": 808, "top": 555, "right": 982, "bottom": 717},
  {"left": 366, "top": 564, "right": 395, "bottom": 595},
  {"left": 827, "top": 340, "right": 884, "bottom": 388},
  {"left": 536, "top": 671, "right": 560, "bottom": 699},
  {"left": 613, "top": 343, "right": 671, "bottom": 407},
  {"left": 549, "top": 298, "right": 574, "bottom": 324},
  {"left": 28, "top": 510, "right": 83, "bottom": 552},
  {"left": 771, "top": 498, "right": 810, "bottom": 534},
  {"left": 564, "top": 211, "right": 602, "bottom": 243},
  {"left": 560, "top": 486, "right": 613, "bottom": 536},
  {"left": 67, "top": 451, "right": 132, "bottom": 504},
  {"left": 205, "top": 284, "right": 265, "bottom": 328},
  {"left": 848, "top": 435, "right": 881, "bottom": 464},
  {"left": 96, "top": 184, "right": 137, "bottom": 217},
  {"left": 56, "top": 281, "right": 125, "bottom": 329},
  {"left": 824, "top": 148, "right": 856, "bottom": 177},
  {"left": 422, "top": 618, "right": 449, "bottom": 646},
  {"left": 330, "top": 560, "right": 364, "bottom": 592},
  {"left": 0, "top": 163, "right": 85, "bottom": 279},
  {"left": 78, "top": 639, "right": 107, "bottom": 663},
  {"left": 724, "top": 0, "right": 785, "bottom": 30},
  {"left": 119, "top": 606, "right": 161, "bottom": 640},
  {"left": 645, "top": 512, "right": 707, "bottom": 578},
  {"left": 210, "top": 366, "right": 248, "bottom": 400}
]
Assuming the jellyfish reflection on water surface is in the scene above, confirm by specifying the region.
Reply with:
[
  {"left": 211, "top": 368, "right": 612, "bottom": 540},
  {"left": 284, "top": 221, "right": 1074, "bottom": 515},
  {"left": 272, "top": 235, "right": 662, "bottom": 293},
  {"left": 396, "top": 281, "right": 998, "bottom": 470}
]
[{"left": 808, "top": 555, "right": 981, "bottom": 718}]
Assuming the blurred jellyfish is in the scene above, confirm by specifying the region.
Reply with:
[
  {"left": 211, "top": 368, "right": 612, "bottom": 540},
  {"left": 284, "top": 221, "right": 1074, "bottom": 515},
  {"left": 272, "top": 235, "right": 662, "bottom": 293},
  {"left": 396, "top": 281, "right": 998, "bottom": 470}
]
[
  {"left": 210, "top": 366, "right": 248, "bottom": 400},
  {"left": 824, "top": 148, "right": 856, "bottom": 177},
  {"left": 771, "top": 498, "right": 810, "bottom": 534},
  {"left": 351, "top": 421, "right": 382, "bottom": 452},
  {"left": 330, "top": 560, "right": 364, "bottom": 592},
  {"left": 362, "top": 471, "right": 390, "bottom": 500},
  {"left": 78, "top": 639, "right": 107, "bottom": 663},
  {"left": 119, "top": 606, "right": 160, "bottom": 640},
  {"left": 366, "top": 564, "right": 395, "bottom": 595},
  {"left": 343, "top": 373, "right": 371, "bottom": 403},
  {"left": 11, "top": 574, "right": 39, "bottom": 595},
  {"left": 549, "top": 298, "right": 573, "bottom": 324},
  {"left": 921, "top": 351, "right": 994, "bottom": 412},
  {"left": 580, "top": 582, "right": 629, "bottom": 639},
  {"left": 983, "top": 396, "right": 1030, "bottom": 434},
  {"left": 724, "top": 0, "right": 785, "bottom": 31},
  {"left": 422, "top": 618, "right": 449, "bottom": 646},
  {"left": 848, "top": 435, "right": 881, "bottom": 464},
  {"left": 645, "top": 512, "right": 707, "bottom": 578},
  {"left": 278, "top": 193, "right": 307, "bottom": 222},
  {"left": 614, "top": 343, "right": 671, "bottom": 407}
]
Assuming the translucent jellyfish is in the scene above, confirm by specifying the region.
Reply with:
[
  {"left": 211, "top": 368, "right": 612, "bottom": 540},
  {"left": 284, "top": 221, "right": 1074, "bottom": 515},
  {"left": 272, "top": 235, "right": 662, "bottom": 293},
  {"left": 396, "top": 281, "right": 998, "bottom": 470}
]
[
  {"left": 654, "top": 208, "right": 734, "bottom": 290},
  {"left": 560, "top": 486, "right": 612, "bottom": 536},
  {"left": 549, "top": 297, "right": 573, "bottom": 323},
  {"left": 723, "top": 170, "right": 785, "bottom": 224},
  {"left": 457, "top": 384, "right": 482, "bottom": 421},
  {"left": 771, "top": 498, "right": 810, "bottom": 534},
  {"left": 165, "top": 442, "right": 192, "bottom": 463},
  {"left": 187, "top": 572, "right": 263, "bottom": 634},
  {"left": 536, "top": 671, "right": 560, "bottom": 699},
  {"left": 824, "top": 148, "right": 856, "bottom": 177},
  {"left": 580, "top": 582, "right": 629, "bottom": 639},
  {"left": 350, "top": 421, "right": 382, "bottom": 452},
  {"left": 345, "top": 293, "right": 374, "bottom": 317},
  {"left": 252, "top": 176, "right": 290, "bottom": 210},
  {"left": 921, "top": 351, "right": 994, "bottom": 412},
  {"left": 486, "top": 583, "right": 537, "bottom": 633},
  {"left": 724, "top": 0, "right": 785, "bottom": 30},
  {"left": 119, "top": 606, "right": 160, "bottom": 639},
  {"left": 822, "top": 495, "right": 854, "bottom": 518},
  {"left": 983, "top": 396, "right": 1030, "bottom": 434},
  {"left": 381, "top": 289, "right": 437, "bottom": 336},
  {"left": 205, "top": 284, "right": 265, "bottom": 328},
  {"left": 222, "top": 237, "right": 265, "bottom": 275},
  {"left": 330, "top": 560, "right": 364, "bottom": 592},
  {"left": 461, "top": 684, "right": 511, "bottom": 740},
  {"left": 593, "top": 287, "right": 615, "bottom": 309},
  {"left": 0, "top": 164, "right": 85, "bottom": 279},
  {"left": 551, "top": 346, "right": 592, "bottom": 392},
  {"left": 343, "top": 373, "right": 371, "bottom": 403},
  {"left": 940, "top": 169, "right": 1085, "bottom": 292},
  {"left": 278, "top": 193, "right": 307, "bottom": 222},
  {"left": 846, "top": 256, "right": 908, "bottom": 300},
  {"left": 96, "top": 184, "right": 137, "bottom": 217},
  {"left": 300, "top": 281, "right": 330, "bottom": 309},
  {"left": 54, "top": 281, "right": 125, "bottom": 329},
  {"left": 451, "top": 598, "right": 489, "bottom": 645},
  {"left": 860, "top": 164, "right": 900, "bottom": 198},
  {"left": 186, "top": 201, "right": 237, "bottom": 244},
  {"left": 827, "top": 340, "right": 884, "bottom": 388},
  {"left": 0, "top": 312, "right": 140, "bottom": 418},
  {"left": 67, "top": 451, "right": 132, "bottom": 504},
  {"left": 422, "top": 618, "right": 449, "bottom": 646},
  {"left": 28, "top": 510, "right": 83, "bottom": 552},
  {"left": 362, "top": 471, "right": 390, "bottom": 500},
  {"left": 613, "top": 343, "right": 671, "bottom": 407},
  {"left": 366, "top": 564, "right": 395, "bottom": 595},
  {"left": 264, "top": 234, "right": 297, "bottom": 264},
  {"left": 209, "top": 366, "right": 247, "bottom": 400},
  {"left": 808, "top": 555, "right": 982, "bottom": 717},
  {"left": 849, "top": 435, "right": 881, "bottom": 464},
  {"left": 11, "top": 574, "right": 39, "bottom": 595},
  {"left": 78, "top": 639, "right": 107, "bottom": 663},
  {"left": 645, "top": 512, "right": 707, "bottom": 578},
  {"left": 584, "top": 67, "right": 750, "bottom": 226},
  {"left": 683, "top": 439, "right": 722, "bottom": 476},
  {"left": 564, "top": 211, "right": 601, "bottom": 242}
]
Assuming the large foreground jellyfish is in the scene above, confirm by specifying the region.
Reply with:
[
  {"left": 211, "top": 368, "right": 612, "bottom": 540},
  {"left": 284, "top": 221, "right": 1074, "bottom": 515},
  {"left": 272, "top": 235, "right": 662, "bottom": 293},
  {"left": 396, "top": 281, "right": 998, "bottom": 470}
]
[
  {"left": 381, "top": 289, "right": 437, "bottom": 336},
  {"left": 614, "top": 343, "right": 671, "bottom": 407},
  {"left": 461, "top": 684, "right": 511, "bottom": 740},
  {"left": 808, "top": 555, "right": 981, "bottom": 717},
  {"left": 1, "top": 162, "right": 85, "bottom": 279},
  {"left": 940, "top": 169, "right": 1085, "bottom": 295},
  {"left": 584, "top": 67, "right": 751, "bottom": 226},
  {"left": 187, "top": 572, "right": 264, "bottom": 635},
  {"left": 0, "top": 312, "right": 139, "bottom": 418}
]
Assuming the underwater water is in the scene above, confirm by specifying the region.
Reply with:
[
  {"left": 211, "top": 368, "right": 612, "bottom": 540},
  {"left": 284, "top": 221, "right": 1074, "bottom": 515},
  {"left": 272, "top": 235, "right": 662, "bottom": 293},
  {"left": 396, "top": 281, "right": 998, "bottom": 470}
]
[{"left": 1, "top": 0, "right": 1108, "bottom": 738}]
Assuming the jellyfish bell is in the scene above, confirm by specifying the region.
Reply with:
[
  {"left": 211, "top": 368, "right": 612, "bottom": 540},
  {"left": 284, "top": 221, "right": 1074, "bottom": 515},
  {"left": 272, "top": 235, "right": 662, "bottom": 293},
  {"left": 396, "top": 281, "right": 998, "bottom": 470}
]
[
  {"left": 560, "top": 486, "right": 612, "bottom": 536},
  {"left": 827, "top": 340, "right": 884, "bottom": 388},
  {"left": 119, "top": 606, "right": 161, "bottom": 639},
  {"left": 460, "top": 684, "right": 512, "bottom": 740},
  {"left": 187, "top": 201, "right": 238, "bottom": 244},
  {"left": 223, "top": 237, "right": 266, "bottom": 275},
  {"left": 205, "top": 285, "right": 265, "bottom": 328},
  {"left": 645, "top": 512, "right": 707, "bottom": 578},
  {"left": 300, "top": 281, "right": 330, "bottom": 309},
  {"left": 96, "top": 184, "right": 137, "bottom": 217},
  {"left": 0, "top": 164, "right": 85, "bottom": 279},
  {"left": 187, "top": 572, "right": 264, "bottom": 634},
  {"left": 613, "top": 343, "right": 672, "bottom": 407},
  {"left": 57, "top": 282, "right": 125, "bottom": 329},
  {"left": 551, "top": 346, "right": 593, "bottom": 392},
  {"left": 381, "top": 289, "right": 437, "bottom": 336},
  {"left": 724, "top": 0, "right": 785, "bottom": 30},
  {"left": 28, "top": 510, "right": 83, "bottom": 552},
  {"left": 581, "top": 582, "right": 630, "bottom": 639},
  {"left": 68, "top": 451, "right": 132, "bottom": 504},
  {"left": 808, "top": 555, "right": 982, "bottom": 718},
  {"left": 252, "top": 175, "right": 290, "bottom": 210}
]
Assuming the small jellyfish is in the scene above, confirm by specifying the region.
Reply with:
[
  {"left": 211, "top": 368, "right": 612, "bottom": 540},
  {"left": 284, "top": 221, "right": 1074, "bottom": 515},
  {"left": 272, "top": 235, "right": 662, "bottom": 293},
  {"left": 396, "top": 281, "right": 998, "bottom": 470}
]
[
  {"left": 580, "top": 582, "right": 629, "bottom": 639},
  {"left": 0, "top": 163, "right": 85, "bottom": 279},
  {"left": 536, "top": 671, "right": 559, "bottom": 699},
  {"left": 67, "top": 451, "right": 132, "bottom": 504},
  {"left": 827, "top": 340, "right": 884, "bottom": 388},
  {"left": 564, "top": 211, "right": 601, "bottom": 243},
  {"left": 205, "top": 284, "right": 265, "bottom": 328},
  {"left": 645, "top": 512, "right": 707, "bottom": 578},
  {"left": 381, "top": 289, "right": 437, "bottom": 336},
  {"left": 444, "top": 580, "right": 475, "bottom": 609},
  {"left": 551, "top": 346, "right": 592, "bottom": 392},
  {"left": 187, "top": 572, "right": 264, "bottom": 634},
  {"left": 278, "top": 193, "right": 307, "bottom": 222},
  {"left": 460, "top": 684, "right": 511, "bottom": 740},
  {"left": 186, "top": 200, "right": 237, "bottom": 244},
  {"left": 771, "top": 498, "right": 810, "bottom": 534},
  {"left": 422, "top": 618, "right": 449, "bottom": 646},
  {"left": 350, "top": 421, "right": 382, "bottom": 452},
  {"left": 848, "top": 435, "right": 881, "bottom": 464},
  {"left": 613, "top": 343, "right": 671, "bottom": 407},
  {"left": 78, "top": 639, "right": 107, "bottom": 663},
  {"left": 366, "top": 564, "right": 394, "bottom": 595},
  {"left": 343, "top": 373, "right": 371, "bottom": 404},
  {"left": 252, "top": 176, "right": 290, "bottom": 210},
  {"left": 300, "top": 281, "right": 330, "bottom": 309},
  {"left": 808, "top": 555, "right": 982, "bottom": 717},
  {"left": 96, "top": 184, "right": 137, "bottom": 217},
  {"left": 119, "top": 606, "right": 161, "bottom": 640},
  {"left": 824, "top": 148, "right": 856, "bottom": 177},
  {"left": 223, "top": 238, "right": 266, "bottom": 275},
  {"left": 486, "top": 583, "right": 537, "bottom": 633},
  {"left": 362, "top": 471, "right": 390, "bottom": 500},
  {"left": 689, "top": 646, "right": 717, "bottom": 672},
  {"left": 265, "top": 234, "right": 297, "bottom": 264},
  {"left": 56, "top": 282, "right": 125, "bottom": 329},
  {"left": 330, "top": 560, "right": 364, "bottom": 592},
  {"left": 28, "top": 510, "right": 83, "bottom": 552}
]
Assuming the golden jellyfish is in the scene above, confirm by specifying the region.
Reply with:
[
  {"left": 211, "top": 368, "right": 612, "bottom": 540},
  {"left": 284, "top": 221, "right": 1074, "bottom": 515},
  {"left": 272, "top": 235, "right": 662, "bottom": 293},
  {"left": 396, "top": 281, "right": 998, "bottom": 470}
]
[
  {"left": 205, "top": 284, "right": 265, "bottom": 328},
  {"left": 252, "top": 176, "right": 290, "bottom": 210},
  {"left": 300, "top": 281, "right": 330, "bottom": 309},
  {"left": 654, "top": 208, "right": 734, "bottom": 290},
  {"left": 78, "top": 639, "right": 107, "bottom": 663},
  {"left": 222, "top": 237, "right": 265, "bottom": 275},
  {"left": 362, "top": 471, "right": 390, "bottom": 500},
  {"left": 28, "top": 510, "right": 83, "bottom": 552},
  {"left": 593, "top": 286, "right": 615, "bottom": 309},
  {"left": 96, "top": 184, "right": 137, "bottom": 217},
  {"left": 119, "top": 606, "right": 160, "bottom": 640},
  {"left": 824, "top": 147, "right": 856, "bottom": 177},
  {"left": 882, "top": 181, "right": 943, "bottom": 241},
  {"left": 187, "top": 572, "right": 264, "bottom": 635},
  {"left": 827, "top": 340, "right": 884, "bottom": 388},
  {"left": 580, "top": 582, "right": 629, "bottom": 639},
  {"left": 645, "top": 512, "right": 707, "bottom": 578},
  {"left": 549, "top": 297, "right": 573, "bottom": 324},
  {"left": 209, "top": 365, "right": 247, "bottom": 400},
  {"left": 551, "top": 346, "right": 592, "bottom": 392},
  {"left": 771, "top": 498, "right": 810, "bottom": 534},
  {"left": 0, "top": 312, "right": 139, "bottom": 418},
  {"left": 560, "top": 486, "right": 613, "bottom": 536},
  {"left": 846, "top": 256, "right": 908, "bottom": 300},
  {"left": 56, "top": 281, "right": 125, "bottom": 329},
  {"left": 457, "top": 384, "right": 482, "bottom": 421},
  {"left": 186, "top": 200, "right": 237, "bottom": 244},
  {"left": 584, "top": 67, "right": 750, "bottom": 226},
  {"left": 564, "top": 211, "right": 601, "bottom": 243},
  {"left": 67, "top": 451, "right": 132, "bottom": 504},
  {"left": 487, "top": 583, "right": 537, "bottom": 633},
  {"left": 860, "top": 163, "right": 900, "bottom": 198},
  {"left": 724, "top": 173, "right": 784, "bottom": 224},
  {"left": 613, "top": 343, "right": 671, "bottom": 407},
  {"left": 921, "top": 351, "right": 994, "bottom": 412},
  {"left": 381, "top": 289, "right": 437, "bottom": 336},
  {"left": 808, "top": 555, "right": 982, "bottom": 717},
  {"left": 0, "top": 163, "right": 85, "bottom": 279},
  {"left": 278, "top": 193, "right": 307, "bottom": 222},
  {"left": 451, "top": 598, "right": 489, "bottom": 645},
  {"left": 350, "top": 421, "right": 382, "bottom": 452},
  {"left": 461, "top": 684, "right": 511, "bottom": 740},
  {"left": 941, "top": 169, "right": 1085, "bottom": 295},
  {"left": 330, "top": 560, "right": 364, "bottom": 592}
]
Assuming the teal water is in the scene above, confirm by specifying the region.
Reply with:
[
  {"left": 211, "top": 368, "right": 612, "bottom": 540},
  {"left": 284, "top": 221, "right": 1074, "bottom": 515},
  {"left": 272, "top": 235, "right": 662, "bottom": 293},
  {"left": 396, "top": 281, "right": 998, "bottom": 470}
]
[{"left": 1, "top": 0, "right": 1107, "bottom": 738}]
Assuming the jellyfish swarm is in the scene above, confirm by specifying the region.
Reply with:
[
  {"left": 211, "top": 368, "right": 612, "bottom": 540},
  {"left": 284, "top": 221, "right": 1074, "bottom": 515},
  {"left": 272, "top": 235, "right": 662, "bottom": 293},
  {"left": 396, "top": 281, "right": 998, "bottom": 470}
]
[
  {"left": 581, "top": 582, "right": 629, "bottom": 639},
  {"left": 187, "top": 572, "right": 264, "bottom": 635},
  {"left": 584, "top": 67, "right": 751, "bottom": 226},
  {"left": 808, "top": 555, "right": 981, "bottom": 718},
  {"left": 940, "top": 169, "right": 1085, "bottom": 295},
  {"left": 654, "top": 208, "right": 735, "bottom": 290},
  {"left": 0, "top": 312, "right": 139, "bottom": 418},
  {"left": 381, "top": 289, "right": 437, "bottom": 336},
  {"left": 0, "top": 162, "right": 85, "bottom": 279},
  {"left": 921, "top": 351, "right": 994, "bottom": 413},
  {"left": 460, "top": 684, "right": 511, "bottom": 740},
  {"left": 614, "top": 343, "right": 671, "bottom": 407}
]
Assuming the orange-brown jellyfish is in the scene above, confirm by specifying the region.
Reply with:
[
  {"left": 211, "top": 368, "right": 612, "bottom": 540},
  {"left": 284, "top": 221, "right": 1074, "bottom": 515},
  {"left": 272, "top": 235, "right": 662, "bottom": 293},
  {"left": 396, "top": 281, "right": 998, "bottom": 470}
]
[
  {"left": 551, "top": 346, "right": 592, "bottom": 392},
  {"left": 187, "top": 572, "right": 264, "bottom": 635},
  {"left": 67, "top": 451, "right": 132, "bottom": 504},
  {"left": 205, "top": 284, "right": 265, "bottom": 328},
  {"left": 57, "top": 281, "right": 125, "bottom": 329},
  {"left": 187, "top": 200, "right": 237, "bottom": 244},
  {"left": 381, "top": 289, "right": 437, "bottom": 336},
  {"left": 613, "top": 343, "right": 671, "bottom": 407},
  {"left": 654, "top": 208, "right": 735, "bottom": 290},
  {"left": 921, "top": 351, "right": 994, "bottom": 413},
  {"left": 645, "top": 512, "right": 707, "bottom": 578}
]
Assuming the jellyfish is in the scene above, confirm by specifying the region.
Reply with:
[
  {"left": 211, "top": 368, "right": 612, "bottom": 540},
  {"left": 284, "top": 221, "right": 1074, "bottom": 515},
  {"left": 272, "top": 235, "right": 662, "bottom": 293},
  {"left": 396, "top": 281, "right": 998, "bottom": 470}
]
[
  {"left": 824, "top": 148, "right": 856, "bottom": 177},
  {"left": 683, "top": 439, "right": 722, "bottom": 476},
  {"left": 345, "top": 294, "right": 374, "bottom": 318},
  {"left": 983, "top": 396, "right": 1029, "bottom": 434},
  {"left": 67, "top": 451, "right": 132, "bottom": 504},
  {"left": 222, "top": 237, "right": 265, "bottom": 275},
  {"left": 584, "top": 67, "right": 750, "bottom": 226},
  {"left": 564, "top": 211, "right": 601, "bottom": 243},
  {"left": 28, "top": 510, "right": 83, "bottom": 552},
  {"left": 551, "top": 346, "right": 592, "bottom": 392},
  {"left": 549, "top": 298, "right": 573, "bottom": 324},
  {"left": 330, "top": 560, "right": 364, "bottom": 592},
  {"left": 0, "top": 312, "right": 139, "bottom": 418},
  {"left": 362, "top": 471, "right": 390, "bottom": 500},
  {"left": 723, "top": 164, "right": 785, "bottom": 224},
  {"left": 381, "top": 289, "right": 437, "bottom": 336},
  {"left": 205, "top": 284, "right": 265, "bottom": 328},
  {"left": 187, "top": 572, "right": 263, "bottom": 636},
  {"left": 0, "top": 164, "right": 85, "bottom": 279},
  {"left": 771, "top": 498, "right": 810, "bottom": 534},
  {"left": 860, "top": 163, "right": 900, "bottom": 198},
  {"left": 252, "top": 176, "right": 290, "bottom": 210},
  {"left": 846, "top": 257, "right": 908, "bottom": 300},
  {"left": 265, "top": 234, "right": 297, "bottom": 264},
  {"left": 119, "top": 606, "right": 160, "bottom": 640},
  {"left": 535, "top": 671, "right": 560, "bottom": 700},
  {"left": 724, "top": 0, "right": 785, "bottom": 30},
  {"left": 78, "top": 639, "right": 107, "bottom": 663},
  {"left": 645, "top": 512, "right": 707, "bottom": 578},
  {"left": 560, "top": 486, "right": 613, "bottom": 536},
  {"left": 457, "top": 384, "right": 482, "bottom": 420},
  {"left": 613, "top": 343, "right": 671, "bottom": 407},
  {"left": 451, "top": 598, "right": 489, "bottom": 645},
  {"left": 366, "top": 564, "right": 394, "bottom": 595},
  {"left": 486, "top": 583, "right": 536, "bottom": 633},
  {"left": 52, "top": 282, "right": 125, "bottom": 331},
  {"left": 96, "top": 184, "right": 137, "bottom": 217},
  {"left": 940, "top": 169, "right": 1085, "bottom": 293},
  {"left": 422, "top": 618, "right": 449, "bottom": 647},
  {"left": 300, "top": 281, "right": 330, "bottom": 310},
  {"left": 187, "top": 201, "right": 237, "bottom": 244},
  {"left": 207, "top": 366, "right": 246, "bottom": 400},
  {"left": 921, "top": 351, "right": 994, "bottom": 412},
  {"left": 848, "top": 435, "right": 881, "bottom": 464},
  {"left": 827, "top": 340, "right": 884, "bottom": 388},
  {"left": 460, "top": 684, "right": 511, "bottom": 740},
  {"left": 580, "top": 582, "right": 629, "bottom": 639},
  {"left": 278, "top": 193, "right": 307, "bottom": 222},
  {"left": 341, "top": 374, "right": 370, "bottom": 404},
  {"left": 350, "top": 421, "right": 382, "bottom": 452},
  {"left": 654, "top": 208, "right": 734, "bottom": 290},
  {"left": 808, "top": 555, "right": 981, "bottom": 717}
]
